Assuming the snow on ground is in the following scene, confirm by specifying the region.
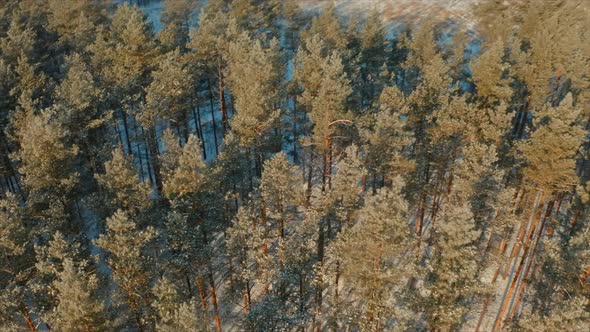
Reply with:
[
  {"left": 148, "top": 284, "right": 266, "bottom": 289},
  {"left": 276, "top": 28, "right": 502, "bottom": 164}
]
[{"left": 298, "top": 0, "right": 481, "bottom": 25}]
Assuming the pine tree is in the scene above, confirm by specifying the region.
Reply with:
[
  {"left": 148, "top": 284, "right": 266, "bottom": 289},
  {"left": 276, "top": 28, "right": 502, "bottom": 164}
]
[
  {"left": 95, "top": 210, "right": 158, "bottom": 331},
  {"left": 355, "top": 8, "right": 387, "bottom": 110},
  {"left": 162, "top": 211, "right": 208, "bottom": 309},
  {"left": 0, "top": 193, "right": 33, "bottom": 330},
  {"left": 226, "top": 31, "right": 282, "bottom": 152},
  {"left": 152, "top": 276, "right": 211, "bottom": 331},
  {"left": 416, "top": 202, "right": 482, "bottom": 331},
  {"left": 326, "top": 145, "right": 367, "bottom": 223},
  {"left": 54, "top": 52, "right": 109, "bottom": 174},
  {"left": 294, "top": 35, "right": 352, "bottom": 192},
  {"left": 32, "top": 231, "right": 83, "bottom": 316},
  {"left": 0, "top": 15, "right": 38, "bottom": 64},
  {"left": 260, "top": 152, "right": 304, "bottom": 240},
  {"left": 46, "top": 258, "right": 110, "bottom": 331},
  {"left": 229, "top": 0, "right": 281, "bottom": 37},
  {"left": 144, "top": 49, "right": 192, "bottom": 138},
  {"left": 300, "top": 2, "right": 347, "bottom": 54},
  {"left": 141, "top": 49, "right": 194, "bottom": 192},
  {"left": 188, "top": 4, "right": 237, "bottom": 136},
  {"left": 518, "top": 94, "right": 585, "bottom": 192},
  {"left": 469, "top": 39, "right": 513, "bottom": 107},
  {"left": 226, "top": 200, "right": 270, "bottom": 315},
  {"left": 0, "top": 193, "right": 27, "bottom": 278},
  {"left": 361, "top": 84, "right": 414, "bottom": 189},
  {"left": 54, "top": 53, "right": 103, "bottom": 136},
  {"left": 12, "top": 107, "right": 79, "bottom": 230},
  {"left": 162, "top": 134, "right": 206, "bottom": 200},
  {"left": 518, "top": 297, "right": 590, "bottom": 332},
  {"left": 157, "top": 0, "right": 197, "bottom": 51},
  {"left": 327, "top": 178, "right": 413, "bottom": 331},
  {"left": 105, "top": 3, "right": 157, "bottom": 157},
  {"left": 95, "top": 147, "right": 151, "bottom": 216},
  {"left": 46, "top": 0, "right": 108, "bottom": 50}
]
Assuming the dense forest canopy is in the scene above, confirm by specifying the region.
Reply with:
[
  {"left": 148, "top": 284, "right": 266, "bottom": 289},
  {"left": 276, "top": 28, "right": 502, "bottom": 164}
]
[{"left": 0, "top": 0, "right": 589, "bottom": 331}]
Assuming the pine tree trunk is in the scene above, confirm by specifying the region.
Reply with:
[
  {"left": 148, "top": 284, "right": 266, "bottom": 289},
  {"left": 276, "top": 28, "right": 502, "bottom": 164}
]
[
  {"left": 475, "top": 238, "right": 507, "bottom": 332},
  {"left": 416, "top": 192, "right": 427, "bottom": 252},
  {"left": 182, "top": 109, "right": 190, "bottom": 144},
  {"left": 197, "top": 275, "right": 207, "bottom": 310},
  {"left": 328, "top": 141, "right": 333, "bottom": 190},
  {"left": 299, "top": 270, "right": 305, "bottom": 315},
  {"left": 217, "top": 59, "right": 229, "bottom": 136},
  {"left": 306, "top": 152, "right": 313, "bottom": 206},
  {"left": 321, "top": 137, "right": 330, "bottom": 192},
  {"left": 209, "top": 268, "right": 222, "bottom": 332},
  {"left": 121, "top": 109, "right": 133, "bottom": 155},
  {"left": 508, "top": 197, "right": 555, "bottom": 320},
  {"left": 292, "top": 96, "right": 298, "bottom": 163},
  {"left": 315, "top": 223, "right": 325, "bottom": 326},
  {"left": 493, "top": 191, "right": 548, "bottom": 331},
  {"left": 147, "top": 126, "right": 163, "bottom": 193},
  {"left": 20, "top": 303, "right": 36, "bottom": 331},
  {"left": 113, "top": 118, "right": 124, "bottom": 151},
  {"left": 243, "top": 289, "right": 249, "bottom": 314},
  {"left": 134, "top": 121, "right": 145, "bottom": 182},
  {"left": 193, "top": 102, "right": 207, "bottom": 160},
  {"left": 207, "top": 78, "right": 220, "bottom": 156},
  {"left": 200, "top": 218, "right": 222, "bottom": 332},
  {"left": 569, "top": 209, "right": 581, "bottom": 236},
  {"left": 141, "top": 126, "right": 155, "bottom": 186}
]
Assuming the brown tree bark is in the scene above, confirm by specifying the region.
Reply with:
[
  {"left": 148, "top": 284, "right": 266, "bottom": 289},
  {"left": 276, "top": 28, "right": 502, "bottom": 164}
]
[
  {"left": 209, "top": 269, "right": 222, "bottom": 332},
  {"left": 217, "top": 59, "right": 229, "bottom": 136},
  {"left": 493, "top": 191, "right": 548, "bottom": 331},
  {"left": 147, "top": 126, "right": 163, "bottom": 193},
  {"left": 508, "top": 197, "right": 555, "bottom": 320},
  {"left": 207, "top": 77, "right": 220, "bottom": 156},
  {"left": 197, "top": 275, "right": 207, "bottom": 310},
  {"left": 20, "top": 303, "right": 36, "bottom": 331}
]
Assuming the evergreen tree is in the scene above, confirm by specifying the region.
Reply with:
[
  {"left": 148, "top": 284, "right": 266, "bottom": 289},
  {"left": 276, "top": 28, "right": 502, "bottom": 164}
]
[
  {"left": 327, "top": 178, "right": 414, "bottom": 331},
  {"left": 518, "top": 94, "right": 585, "bottom": 192},
  {"left": 229, "top": 0, "right": 281, "bottom": 37},
  {"left": 188, "top": 4, "right": 237, "bottom": 136},
  {"left": 518, "top": 297, "right": 590, "bottom": 332},
  {"left": 12, "top": 107, "right": 79, "bottom": 230},
  {"left": 95, "top": 147, "right": 151, "bottom": 216},
  {"left": 95, "top": 210, "right": 158, "bottom": 331},
  {"left": 105, "top": 3, "right": 157, "bottom": 157},
  {"left": 260, "top": 152, "right": 304, "bottom": 239},
  {"left": 46, "top": 0, "right": 108, "bottom": 51},
  {"left": 46, "top": 258, "right": 110, "bottom": 331},
  {"left": 162, "top": 134, "right": 205, "bottom": 200},
  {"left": 416, "top": 202, "right": 482, "bottom": 331},
  {"left": 226, "top": 200, "right": 271, "bottom": 315},
  {"left": 157, "top": 0, "right": 197, "bottom": 51},
  {"left": 0, "top": 193, "right": 33, "bottom": 330},
  {"left": 294, "top": 35, "right": 352, "bottom": 192},
  {"left": 152, "top": 276, "right": 212, "bottom": 331},
  {"left": 226, "top": 31, "right": 282, "bottom": 151}
]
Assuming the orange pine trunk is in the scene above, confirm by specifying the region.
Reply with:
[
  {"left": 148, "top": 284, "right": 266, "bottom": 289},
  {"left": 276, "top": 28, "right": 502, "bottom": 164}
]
[
  {"left": 197, "top": 275, "right": 207, "bottom": 310},
  {"left": 20, "top": 303, "right": 36, "bottom": 331},
  {"left": 493, "top": 191, "right": 548, "bottom": 331},
  {"left": 508, "top": 198, "right": 555, "bottom": 320},
  {"left": 209, "top": 270, "right": 222, "bottom": 332}
]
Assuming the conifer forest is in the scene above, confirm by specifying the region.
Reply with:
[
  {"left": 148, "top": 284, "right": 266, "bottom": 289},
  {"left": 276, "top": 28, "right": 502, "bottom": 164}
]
[{"left": 1, "top": 0, "right": 590, "bottom": 331}]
